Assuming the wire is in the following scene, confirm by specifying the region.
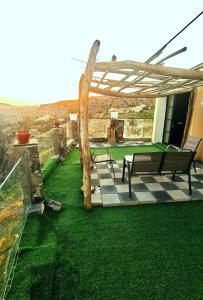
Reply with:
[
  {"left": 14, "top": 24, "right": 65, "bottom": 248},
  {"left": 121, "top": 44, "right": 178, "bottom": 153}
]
[
  {"left": 146, "top": 11, "right": 203, "bottom": 63},
  {"left": 71, "top": 57, "right": 86, "bottom": 64},
  {"left": 163, "top": 11, "right": 203, "bottom": 48}
]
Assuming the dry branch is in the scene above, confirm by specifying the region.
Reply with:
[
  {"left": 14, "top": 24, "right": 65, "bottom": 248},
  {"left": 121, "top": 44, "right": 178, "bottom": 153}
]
[
  {"left": 95, "top": 60, "right": 203, "bottom": 80},
  {"left": 91, "top": 78, "right": 160, "bottom": 88},
  {"left": 106, "top": 47, "right": 187, "bottom": 91},
  {"left": 147, "top": 79, "right": 202, "bottom": 94},
  {"left": 78, "top": 75, "right": 84, "bottom": 166},
  {"left": 80, "top": 40, "right": 100, "bottom": 209},
  {"left": 89, "top": 84, "right": 200, "bottom": 98}
]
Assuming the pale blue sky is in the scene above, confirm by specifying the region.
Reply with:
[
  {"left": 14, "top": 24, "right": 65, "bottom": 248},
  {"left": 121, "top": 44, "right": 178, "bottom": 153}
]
[{"left": 0, "top": 0, "right": 203, "bottom": 105}]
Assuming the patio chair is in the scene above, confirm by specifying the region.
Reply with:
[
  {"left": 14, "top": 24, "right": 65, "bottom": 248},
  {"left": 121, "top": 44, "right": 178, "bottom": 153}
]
[
  {"left": 90, "top": 148, "right": 115, "bottom": 178},
  {"left": 122, "top": 152, "right": 163, "bottom": 198},
  {"left": 161, "top": 150, "right": 196, "bottom": 194},
  {"left": 123, "top": 150, "right": 196, "bottom": 198},
  {"left": 166, "top": 135, "right": 202, "bottom": 172}
]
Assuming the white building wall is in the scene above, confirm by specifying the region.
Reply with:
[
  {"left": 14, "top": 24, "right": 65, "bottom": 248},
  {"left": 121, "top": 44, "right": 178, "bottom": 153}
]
[{"left": 152, "top": 97, "right": 167, "bottom": 143}]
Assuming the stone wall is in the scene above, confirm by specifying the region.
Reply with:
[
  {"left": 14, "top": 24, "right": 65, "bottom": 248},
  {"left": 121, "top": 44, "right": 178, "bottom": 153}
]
[
  {"left": 123, "top": 119, "right": 153, "bottom": 139},
  {"left": 88, "top": 118, "right": 153, "bottom": 140},
  {"left": 88, "top": 119, "right": 111, "bottom": 138},
  {"left": 87, "top": 96, "right": 155, "bottom": 140}
]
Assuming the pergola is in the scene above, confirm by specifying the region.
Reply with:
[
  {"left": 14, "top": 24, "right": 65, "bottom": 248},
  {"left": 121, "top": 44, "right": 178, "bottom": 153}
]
[{"left": 79, "top": 40, "right": 203, "bottom": 209}]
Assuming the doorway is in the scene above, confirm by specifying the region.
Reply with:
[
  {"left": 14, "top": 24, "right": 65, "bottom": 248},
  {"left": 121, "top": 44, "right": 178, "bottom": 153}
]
[{"left": 163, "top": 92, "right": 190, "bottom": 146}]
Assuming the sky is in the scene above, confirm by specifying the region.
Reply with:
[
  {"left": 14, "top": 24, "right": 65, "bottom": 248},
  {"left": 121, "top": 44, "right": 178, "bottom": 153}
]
[{"left": 0, "top": 0, "right": 203, "bottom": 105}]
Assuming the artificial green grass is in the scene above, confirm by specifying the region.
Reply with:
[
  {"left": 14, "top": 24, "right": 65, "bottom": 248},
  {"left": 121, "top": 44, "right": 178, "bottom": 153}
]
[
  {"left": 41, "top": 156, "right": 59, "bottom": 180},
  {"left": 91, "top": 143, "right": 170, "bottom": 161},
  {"left": 60, "top": 144, "right": 163, "bottom": 165},
  {"left": 7, "top": 146, "right": 203, "bottom": 300}
]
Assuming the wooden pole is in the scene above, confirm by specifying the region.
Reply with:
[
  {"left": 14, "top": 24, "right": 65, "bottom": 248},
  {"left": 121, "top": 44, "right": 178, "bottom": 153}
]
[
  {"left": 80, "top": 40, "right": 100, "bottom": 209},
  {"left": 78, "top": 74, "right": 84, "bottom": 166},
  {"left": 181, "top": 89, "right": 196, "bottom": 147}
]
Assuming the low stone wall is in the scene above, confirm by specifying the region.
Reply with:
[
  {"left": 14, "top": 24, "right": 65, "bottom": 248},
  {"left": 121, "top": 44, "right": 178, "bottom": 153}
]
[
  {"left": 88, "top": 118, "right": 153, "bottom": 140},
  {"left": 123, "top": 119, "right": 153, "bottom": 139},
  {"left": 89, "top": 119, "right": 111, "bottom": 138}
]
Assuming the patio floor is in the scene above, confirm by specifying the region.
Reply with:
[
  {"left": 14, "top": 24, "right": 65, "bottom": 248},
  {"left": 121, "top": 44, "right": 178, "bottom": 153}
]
[
  {"left": 90, "top": 140, "right": 152, "bottom": 148},
  {"left": 91, "top": 160, "right": 203, "bottom": 207}
]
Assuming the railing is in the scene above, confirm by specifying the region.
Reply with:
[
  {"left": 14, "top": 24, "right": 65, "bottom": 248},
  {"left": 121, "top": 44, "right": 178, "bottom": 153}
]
[
  {"left": 0, "top": 154, "right": 31, "bottom": 300},
  {"left": 0, "top": 124, "right": 73, "bottom": 298}
]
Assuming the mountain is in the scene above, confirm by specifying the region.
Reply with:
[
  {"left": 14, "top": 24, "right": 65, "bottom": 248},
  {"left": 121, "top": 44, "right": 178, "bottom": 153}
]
[
  {"left": 0, "top": 104, "right": 39, "bottom": 127},
  {"left": 0, "top": 103, "right": 11, "bottom": 106},
  {"left": 38, "top": 100, "right": 79, "bottom": 116},
  {"left": 38, "top": 96, "right": 155, "bottom": 118}
]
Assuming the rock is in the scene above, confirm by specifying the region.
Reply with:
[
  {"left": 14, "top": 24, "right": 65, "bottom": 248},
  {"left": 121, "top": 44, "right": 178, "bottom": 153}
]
[
  {"left": 46, "top": 199, "right": 62, "bottom": 211},
  {"left": 94, "top": 186, "right": 101, "bottom": 194},
  {"left": 59, "top": 156, "right": 65, "bottom": 163},
  {"left": 28, "top": 202, "right": 45, "bottom": 215}
]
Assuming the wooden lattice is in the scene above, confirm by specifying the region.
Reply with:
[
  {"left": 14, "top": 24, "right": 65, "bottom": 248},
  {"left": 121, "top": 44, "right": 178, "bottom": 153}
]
[{"left": 89, "top": 47, "right": 203, "bottom": 98}]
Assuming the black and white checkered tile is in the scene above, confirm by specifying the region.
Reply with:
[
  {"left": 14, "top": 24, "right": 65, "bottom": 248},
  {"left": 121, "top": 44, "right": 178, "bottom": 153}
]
[
  {"left": 90, "top": 141, "right": 152, "bottom": 148},
  {"left": 91, "top": 160, "right": 203, "bottom": 207}
]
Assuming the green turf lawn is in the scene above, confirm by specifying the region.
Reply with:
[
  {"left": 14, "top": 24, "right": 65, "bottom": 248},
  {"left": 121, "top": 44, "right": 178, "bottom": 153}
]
[
  {"left": 90, "top": 142, "right": 173, "bottom": 161},
  {"left": 7, "top": 146, "right": 203, "bottom": 300}
]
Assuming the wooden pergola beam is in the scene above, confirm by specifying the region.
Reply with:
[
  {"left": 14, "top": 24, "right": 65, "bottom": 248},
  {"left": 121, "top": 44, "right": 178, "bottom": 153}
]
[
  {"left": 95, "top": 69, "right": 169, "bottom": 80},
  {"left": 90, "top": 85, "right": 155, "bottom": 97},
  {"left": 91, "top": 78, "right": 161, "bottom": 88},
  {"left": 95, "top": 60, "right": 203, "bottom": 80},
  {"left": 117, "top": 47, "right": 187, "bottom": 92},
  {"left": 96, "top": 55, "right": 117, "bottom": 89},
  {"left": 92, "top": 76, "right": 203, "bottom": 95},
  {"left": 145, "top": 79, "right": 201, "bottom": 94},
  {"left": 79, "top": 40, "right": 100, "bottom": 209},
  {"left": 89, "top": 84, "right": 201, "bottom": 98},
  {"left": 78, "top": 74, "right": 84, "bottom": 166}
]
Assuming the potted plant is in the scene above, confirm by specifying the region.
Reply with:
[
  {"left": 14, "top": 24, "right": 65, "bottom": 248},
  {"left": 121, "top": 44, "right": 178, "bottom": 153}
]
[{"left": 16, "top": 115, "right": 31, "bottom": 144}]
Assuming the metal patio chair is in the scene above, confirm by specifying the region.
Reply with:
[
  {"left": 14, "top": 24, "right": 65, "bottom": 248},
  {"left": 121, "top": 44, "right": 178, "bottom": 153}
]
[
  {"left": 161, "top": 150, "right": 196, "bottom": 194},
  {"left": 122, "top": 150, "right": 195, "bottom": 198},
  {"left": 90, "top": 148, "right": 115, "bottom": 178},
  {"left": 166, "top": 135, "right": 202, "bottom": 172},
  {"left": 122, "top": 152, "right": 164, "bottom": 198}
]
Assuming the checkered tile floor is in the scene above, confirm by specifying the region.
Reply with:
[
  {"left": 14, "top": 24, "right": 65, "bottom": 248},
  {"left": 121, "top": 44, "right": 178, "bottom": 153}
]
[
  {"left": 90, "top": 141, "right": 152, "bottom": 148},
  {"left": 91, "top": 160, "right": 203, "bottom": 207}
]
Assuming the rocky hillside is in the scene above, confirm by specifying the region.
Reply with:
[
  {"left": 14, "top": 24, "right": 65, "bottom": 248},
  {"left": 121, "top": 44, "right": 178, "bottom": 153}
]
[
  {"left": 0, "top": 103, "right": 38, "bottom": 126},
  {"left": 38, "top": 100, "right": 79, "bottom": 117},
  {"left": 0, "top": 125, "right": 17, "bottom": 183},
  {"left": 0, "top": 104, "right": 39, "bottom": 183},
  {"left": 88, "top": 96, "right": 155, "bottom": 118},
  {"left": 38, "top": 96, "right": 155, "bottom": 118}
]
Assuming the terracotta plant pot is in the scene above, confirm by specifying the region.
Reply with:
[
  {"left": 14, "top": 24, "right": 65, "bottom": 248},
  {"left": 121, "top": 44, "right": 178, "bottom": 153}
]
[{"left": 16, "top": 132, "right": 30, "bottom": 144}]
